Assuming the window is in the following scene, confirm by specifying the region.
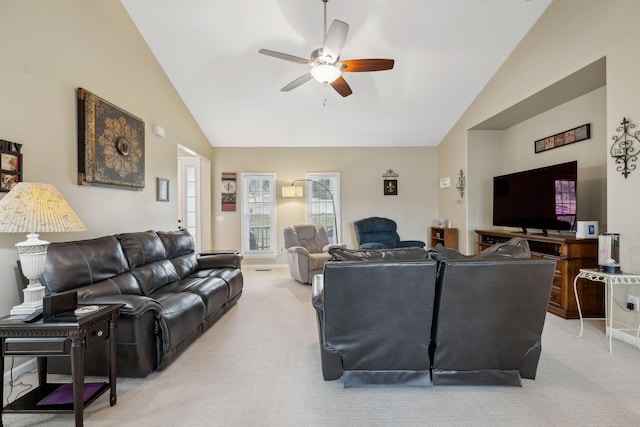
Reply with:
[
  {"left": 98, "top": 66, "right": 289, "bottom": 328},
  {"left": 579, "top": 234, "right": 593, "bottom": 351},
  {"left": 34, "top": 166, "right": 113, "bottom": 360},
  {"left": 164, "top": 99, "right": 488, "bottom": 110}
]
[
  {"left": 305, "top": 172, "right": 340, "bottom": 245},
  {"left": 555, "top": 179, "right": 576, "bottom": 229},
  {"left": 242, "top": 173, "right": 276, "bottom": 257}
]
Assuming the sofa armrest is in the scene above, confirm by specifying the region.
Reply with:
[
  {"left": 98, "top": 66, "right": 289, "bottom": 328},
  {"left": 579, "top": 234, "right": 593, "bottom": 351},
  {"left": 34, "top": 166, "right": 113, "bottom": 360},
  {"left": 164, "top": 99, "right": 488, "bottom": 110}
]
[
  {"left": 398, "top": 240, "right": 426, "bottom": 248},
  {"left": 322, "top": 243, "right": 347, "bottom": 252},
  {"left": 287, "top": 246, "right": 310, "bottom": 256},
  {"left": 82, "top": 295, "right": 162, "bottom": 317},
  {"left": 311, "top": 274, "right": 324, "bottom": 312},
  {"left": 197, "top": 253, "right": 243, "bottom": 270}
]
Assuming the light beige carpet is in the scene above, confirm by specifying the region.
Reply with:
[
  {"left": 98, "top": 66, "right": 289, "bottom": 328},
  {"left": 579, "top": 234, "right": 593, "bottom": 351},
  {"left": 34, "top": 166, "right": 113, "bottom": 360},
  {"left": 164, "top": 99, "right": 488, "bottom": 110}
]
[{"left": 3, "top": 267, "right": 640, "bottom": 426}]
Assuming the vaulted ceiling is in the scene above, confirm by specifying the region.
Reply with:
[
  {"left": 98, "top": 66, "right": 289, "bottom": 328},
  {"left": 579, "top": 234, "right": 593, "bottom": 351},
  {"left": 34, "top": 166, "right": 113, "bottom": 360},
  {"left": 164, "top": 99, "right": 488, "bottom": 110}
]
[{"left": 121, "top": 0, "right": 552, "bottom": 148}]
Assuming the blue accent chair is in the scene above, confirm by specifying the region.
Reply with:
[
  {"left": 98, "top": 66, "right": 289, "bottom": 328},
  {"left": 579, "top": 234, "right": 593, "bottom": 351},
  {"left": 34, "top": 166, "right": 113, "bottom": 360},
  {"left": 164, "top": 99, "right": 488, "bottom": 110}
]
[{"left": 353, "top": 217, "right": 426, "bottom": 249}]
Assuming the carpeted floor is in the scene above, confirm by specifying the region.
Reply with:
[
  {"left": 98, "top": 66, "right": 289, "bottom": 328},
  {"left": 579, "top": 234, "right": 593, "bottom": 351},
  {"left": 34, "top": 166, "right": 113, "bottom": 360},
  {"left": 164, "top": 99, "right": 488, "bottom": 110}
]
[{"left": 3, "top": 267, "right": 640, "bottom": 426}]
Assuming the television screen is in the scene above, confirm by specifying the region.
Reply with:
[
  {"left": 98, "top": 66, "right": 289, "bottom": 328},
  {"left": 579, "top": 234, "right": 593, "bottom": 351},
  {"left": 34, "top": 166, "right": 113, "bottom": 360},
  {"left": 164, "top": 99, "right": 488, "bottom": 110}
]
[{"left": 493, "top": 161, "right": 577, "bottom": 234}]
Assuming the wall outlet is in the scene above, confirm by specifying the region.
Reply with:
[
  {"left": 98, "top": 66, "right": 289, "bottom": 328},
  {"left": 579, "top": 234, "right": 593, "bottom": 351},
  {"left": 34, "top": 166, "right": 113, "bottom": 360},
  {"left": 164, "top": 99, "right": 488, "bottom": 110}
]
[{"left": 627, "top": 295, "right": 640, "bottom": 312}]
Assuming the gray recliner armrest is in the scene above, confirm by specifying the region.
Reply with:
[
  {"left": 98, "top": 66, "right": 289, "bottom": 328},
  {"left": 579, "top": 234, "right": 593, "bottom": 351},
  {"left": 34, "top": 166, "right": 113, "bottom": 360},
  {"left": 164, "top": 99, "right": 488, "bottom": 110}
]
[{"left": 287, "top": 246, "right": 310, "bottom": 255}]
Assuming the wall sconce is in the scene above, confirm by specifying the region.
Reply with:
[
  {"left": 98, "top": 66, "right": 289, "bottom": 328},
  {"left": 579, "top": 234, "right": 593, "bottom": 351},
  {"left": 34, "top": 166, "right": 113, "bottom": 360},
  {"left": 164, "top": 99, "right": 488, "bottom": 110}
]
[
  {"left": 610, "top": 117, "right": 639, "bottom": 178},
  {"left": 282, "top": 185, "right": 304, "bottom": 198},
  {"left": 456, "top": 169, "right": 466, "bottom": 198}
]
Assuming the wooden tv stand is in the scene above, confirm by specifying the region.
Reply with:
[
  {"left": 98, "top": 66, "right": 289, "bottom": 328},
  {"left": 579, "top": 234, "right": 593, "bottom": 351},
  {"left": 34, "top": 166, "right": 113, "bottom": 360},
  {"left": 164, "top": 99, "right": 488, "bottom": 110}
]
[{"left": 475, "top": 230, "right": 604, "bottom": 319}]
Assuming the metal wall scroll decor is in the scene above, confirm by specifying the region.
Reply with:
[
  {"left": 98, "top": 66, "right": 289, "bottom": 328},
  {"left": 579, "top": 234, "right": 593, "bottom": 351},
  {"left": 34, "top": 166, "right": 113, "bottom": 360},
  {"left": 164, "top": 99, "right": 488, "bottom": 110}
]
[
  {"left": 610, "top": 117, "right": 639, "bottom": 178},
  {"left": 0, "top": 139, "right": 22, "bottom": 192},
  {"left": 77, "top": 88, "right": 145, "bottom": 190},
  {"left": 456, "top": 169, "right": 466, "bottom": 199},
  {"left": 382, "top": 169, "right": 398, "bottom": 196}
]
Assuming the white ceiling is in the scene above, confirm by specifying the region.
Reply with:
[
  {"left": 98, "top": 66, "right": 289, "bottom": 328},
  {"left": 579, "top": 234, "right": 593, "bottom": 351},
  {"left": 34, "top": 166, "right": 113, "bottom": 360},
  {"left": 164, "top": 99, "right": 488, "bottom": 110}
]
[{"left": 121, "top": 0, "right": 552, "bottom": 148}]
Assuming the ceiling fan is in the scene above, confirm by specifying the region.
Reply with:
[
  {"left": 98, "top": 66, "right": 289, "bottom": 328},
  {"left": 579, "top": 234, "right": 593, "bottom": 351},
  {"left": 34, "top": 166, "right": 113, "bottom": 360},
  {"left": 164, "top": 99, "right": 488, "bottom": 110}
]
[{"left": 258, "top": 0, "right": 394, "bottom": 97}]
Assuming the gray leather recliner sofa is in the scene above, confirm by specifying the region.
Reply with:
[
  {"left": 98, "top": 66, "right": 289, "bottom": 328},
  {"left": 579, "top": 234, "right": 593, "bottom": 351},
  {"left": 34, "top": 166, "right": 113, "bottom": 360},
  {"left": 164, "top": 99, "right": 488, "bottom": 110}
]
[
  {"left": 312, "top": 240, "right": 555, "bottom": 387},
  {"left": 41, "top": 229, "right": 243, "bottom": 377}
]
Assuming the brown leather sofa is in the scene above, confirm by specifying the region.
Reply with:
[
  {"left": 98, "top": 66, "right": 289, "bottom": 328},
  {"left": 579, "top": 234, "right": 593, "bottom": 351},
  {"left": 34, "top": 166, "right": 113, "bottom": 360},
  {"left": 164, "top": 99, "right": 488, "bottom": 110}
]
[
  {"left": 41, "top": 230, "right": 243, "bottom": 377},
  {"left": 312, "top": 240, "right": 555, "bottom": 387}
]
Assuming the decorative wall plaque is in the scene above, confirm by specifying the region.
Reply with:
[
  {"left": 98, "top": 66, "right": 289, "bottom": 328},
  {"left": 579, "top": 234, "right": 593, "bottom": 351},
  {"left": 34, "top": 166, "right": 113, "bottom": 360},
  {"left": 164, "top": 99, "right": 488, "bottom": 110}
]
[
  {"left": 221, "top": 172, "right": 237, "bottom": 211},
  {"left": 382, "top": 169, "right": 398, "bottom": 196},
  {"left": 77, "top": 88, "right": 145, "bottom": 189},
  {"left": 534, "top": 123, "right": 590, "bottom": 153}
]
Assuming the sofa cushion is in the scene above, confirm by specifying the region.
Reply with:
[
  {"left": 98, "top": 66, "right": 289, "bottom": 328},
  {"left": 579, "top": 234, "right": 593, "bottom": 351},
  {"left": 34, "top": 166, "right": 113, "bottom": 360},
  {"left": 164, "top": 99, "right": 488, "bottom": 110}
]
[
  {"left": 130, "top": 259, "right": 181, "bottom": 295},
  {"left": 157, "top": 230, "right": 195, "bottom": 258},
  {"left": 427, "top": 246, "right": 468, "bottom": 261},
  {"left": 476, "top": 237, "right": 531, "bottom": 258},
  {"left": 157, "top": 230, "right": 199, "bottom": 278},
  {"left": 117, "top": 231, "right": 168, "bottom": 268},
  {"left": 43, "top": 236, "right": 131, "bottom": 293},
  {"left": 329, "top": 246, "right": 429, "bottom": 261},
  {"left": 429, "top": 238, "right": 531, "bottom": 261}
]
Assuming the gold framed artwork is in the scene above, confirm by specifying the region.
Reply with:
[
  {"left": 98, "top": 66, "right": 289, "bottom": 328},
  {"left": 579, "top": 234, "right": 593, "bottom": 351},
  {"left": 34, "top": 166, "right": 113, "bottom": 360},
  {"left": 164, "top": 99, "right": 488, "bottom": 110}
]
[
  {"left": 77, "top": 88, "right": 145, "bottom": 189},
  {"left": 534, "top": 123, "right": 590, "bottom": 154},
  {"left": 383, "top": 179, "right": 397, "bottom": 195},
  {"left": 0, "top": 139, "right": 22, "bottom": 192}
]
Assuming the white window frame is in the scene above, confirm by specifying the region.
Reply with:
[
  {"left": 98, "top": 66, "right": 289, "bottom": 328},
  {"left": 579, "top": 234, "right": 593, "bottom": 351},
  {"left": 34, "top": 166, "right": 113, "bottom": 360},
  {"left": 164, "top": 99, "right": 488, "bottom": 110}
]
[
  {"left": 241, "top": 173, "right": 277, "bottom": 257},
  {"left": 304, "top": 172, "right": 341, "bottom": 245}
]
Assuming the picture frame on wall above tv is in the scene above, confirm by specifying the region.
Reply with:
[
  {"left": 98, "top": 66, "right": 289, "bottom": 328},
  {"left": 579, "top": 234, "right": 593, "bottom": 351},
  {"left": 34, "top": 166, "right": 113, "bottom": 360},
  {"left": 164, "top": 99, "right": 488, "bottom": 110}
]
[{"left": 534, "top": 124, "right": 590, "bottom": 153}]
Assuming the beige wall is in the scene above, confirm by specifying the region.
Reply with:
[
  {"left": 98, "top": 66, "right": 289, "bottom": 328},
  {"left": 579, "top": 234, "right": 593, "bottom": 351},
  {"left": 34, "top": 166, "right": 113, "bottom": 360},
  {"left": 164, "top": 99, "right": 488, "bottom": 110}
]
[
  {"left": 0, "top": 1, "right": 212, "bottom": 318},
  {"left": 439, "top": 0, "right": 640, "bottom": 336},
  {"left": 211, "top": 147, "right": 438, "bottom": 265}
]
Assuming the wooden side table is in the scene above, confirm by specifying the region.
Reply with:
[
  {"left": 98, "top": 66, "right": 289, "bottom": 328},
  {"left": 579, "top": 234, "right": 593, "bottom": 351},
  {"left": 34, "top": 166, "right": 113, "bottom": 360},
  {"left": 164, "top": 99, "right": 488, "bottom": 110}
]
[{"left": 0, "top": 303, "right": 122, "bottom": 427}]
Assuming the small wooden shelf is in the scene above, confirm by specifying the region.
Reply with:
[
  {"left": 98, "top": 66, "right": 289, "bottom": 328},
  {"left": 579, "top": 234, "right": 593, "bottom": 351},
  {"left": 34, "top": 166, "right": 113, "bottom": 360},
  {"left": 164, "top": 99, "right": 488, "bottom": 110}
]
[{"left": 430, "top": 227, "right": 458, "bottom": 249}]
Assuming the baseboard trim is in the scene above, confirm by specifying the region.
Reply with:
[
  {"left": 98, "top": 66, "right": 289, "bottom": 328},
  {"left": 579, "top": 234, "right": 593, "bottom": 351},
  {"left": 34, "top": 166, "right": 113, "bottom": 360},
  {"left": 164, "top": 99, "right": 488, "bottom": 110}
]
[
  {"left": 3, "top": 357, "right": 36, "bottom": 386},
  {"left": 608, "top": 327, "right": 640, "bottom": 349}
]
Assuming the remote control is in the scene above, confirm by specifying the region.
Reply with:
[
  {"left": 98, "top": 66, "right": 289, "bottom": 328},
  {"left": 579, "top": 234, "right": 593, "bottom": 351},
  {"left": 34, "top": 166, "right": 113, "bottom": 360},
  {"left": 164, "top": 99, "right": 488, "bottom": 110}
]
[{"left": 23, "top": 308, "right": 43, "bottom": 323}]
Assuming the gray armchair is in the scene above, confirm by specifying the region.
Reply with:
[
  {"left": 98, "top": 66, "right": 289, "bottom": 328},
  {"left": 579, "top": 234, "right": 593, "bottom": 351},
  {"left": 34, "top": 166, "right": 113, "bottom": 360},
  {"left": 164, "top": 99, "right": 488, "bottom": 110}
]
[{"left": 283, "top": 225, "right": 345, "bottom": 284}]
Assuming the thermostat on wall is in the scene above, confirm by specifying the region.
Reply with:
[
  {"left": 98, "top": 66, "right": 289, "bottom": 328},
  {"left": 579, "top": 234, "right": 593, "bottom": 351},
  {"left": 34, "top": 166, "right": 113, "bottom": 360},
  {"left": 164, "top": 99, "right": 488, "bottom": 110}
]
[{"left": 439, "top": 177, "right": 451, "bottom": 188}]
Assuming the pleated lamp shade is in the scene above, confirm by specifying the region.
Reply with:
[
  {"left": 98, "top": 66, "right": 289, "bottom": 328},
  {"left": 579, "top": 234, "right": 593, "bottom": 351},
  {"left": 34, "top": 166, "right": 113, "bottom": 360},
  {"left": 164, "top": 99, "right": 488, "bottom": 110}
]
[{"left": 0, "top": 182, "right": 86, "bottom": 233}]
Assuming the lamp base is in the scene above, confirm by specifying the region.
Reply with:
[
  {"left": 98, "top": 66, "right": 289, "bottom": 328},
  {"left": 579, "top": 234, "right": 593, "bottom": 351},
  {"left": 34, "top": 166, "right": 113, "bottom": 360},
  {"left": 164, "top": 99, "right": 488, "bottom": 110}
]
[{"left": 10, "top": 284, "right": 45, "bottom": 315}]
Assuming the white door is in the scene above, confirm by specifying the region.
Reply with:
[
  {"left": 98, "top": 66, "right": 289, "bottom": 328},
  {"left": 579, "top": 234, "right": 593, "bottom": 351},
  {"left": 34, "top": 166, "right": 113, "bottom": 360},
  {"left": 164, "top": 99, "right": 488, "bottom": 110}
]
[{"left": 177, "top": 151, "right": 211, "bottom": 253}]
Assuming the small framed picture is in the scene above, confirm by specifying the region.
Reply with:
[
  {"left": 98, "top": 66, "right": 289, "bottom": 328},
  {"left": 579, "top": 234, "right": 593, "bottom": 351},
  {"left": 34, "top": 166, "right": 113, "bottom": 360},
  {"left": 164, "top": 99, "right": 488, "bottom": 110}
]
[
  {"left": 383, "top": 179, "right": 397, "bottom": 195},
  {"left": 1, "top": 139, "right": 22, "bottom": 192},
  {"left": 156, "top": 178, "right": 169, "bottom": 201}
]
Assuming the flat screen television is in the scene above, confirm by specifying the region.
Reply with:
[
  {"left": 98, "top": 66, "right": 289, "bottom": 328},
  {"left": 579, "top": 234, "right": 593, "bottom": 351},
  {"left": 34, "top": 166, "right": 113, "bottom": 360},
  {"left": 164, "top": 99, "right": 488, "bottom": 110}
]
[{"left": 493, "top": 160, "right": 577, "bottom": 234}]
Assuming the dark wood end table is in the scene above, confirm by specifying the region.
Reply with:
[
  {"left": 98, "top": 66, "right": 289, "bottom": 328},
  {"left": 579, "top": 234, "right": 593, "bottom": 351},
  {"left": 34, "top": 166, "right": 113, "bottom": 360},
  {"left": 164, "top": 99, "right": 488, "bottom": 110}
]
[{"left": 0, "top": 303, "right": 122, "bottom": 427}]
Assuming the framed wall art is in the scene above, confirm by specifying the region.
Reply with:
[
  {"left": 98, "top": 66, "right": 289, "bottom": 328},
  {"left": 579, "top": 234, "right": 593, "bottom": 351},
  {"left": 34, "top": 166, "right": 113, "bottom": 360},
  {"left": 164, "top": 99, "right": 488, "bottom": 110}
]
[
  {"left": 221, "top": 172, "right": 237, "bottom": 211},
  {"left": 534, "top": 123, "right": 590, "bottom": 153},
  {"left": 156, "top": 178, "right": 169, "bottom": 201},
  {"left": 383, "top": 179, "right": 397, "bottom": 195},
  {"left": 0, "top": 139, "right": 22, "bottom": 192},
  {"left": 77, "top": 88, "right": 145, "bottom": 190},
  {"left": 382, "top": 169, "right": 398, "bottom": 196}
]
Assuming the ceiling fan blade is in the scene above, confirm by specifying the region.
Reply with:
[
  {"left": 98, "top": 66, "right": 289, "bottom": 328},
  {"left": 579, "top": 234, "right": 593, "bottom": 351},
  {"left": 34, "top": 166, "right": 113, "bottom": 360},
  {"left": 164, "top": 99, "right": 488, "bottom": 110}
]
[
  {"left": 281, "top": 73, "right": 313, "bottom": 92},
  {"left": 322, "top": 20, "right": 349, "bottom": 63},
  {"left": 259, "top": 49, "right": 311, "bottom": 65},
  {"left": 340, "top": 59, "right": 395, "bottom": 72},
  {"left": 330, "top": 76, "right": 353, "bottom": 97}
]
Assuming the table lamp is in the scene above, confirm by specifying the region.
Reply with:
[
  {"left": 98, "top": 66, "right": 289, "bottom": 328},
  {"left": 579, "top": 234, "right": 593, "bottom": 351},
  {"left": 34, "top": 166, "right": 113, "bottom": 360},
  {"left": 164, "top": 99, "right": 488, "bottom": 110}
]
[{"left": 0, "top": 182, "right": 86, "bottom": 315}]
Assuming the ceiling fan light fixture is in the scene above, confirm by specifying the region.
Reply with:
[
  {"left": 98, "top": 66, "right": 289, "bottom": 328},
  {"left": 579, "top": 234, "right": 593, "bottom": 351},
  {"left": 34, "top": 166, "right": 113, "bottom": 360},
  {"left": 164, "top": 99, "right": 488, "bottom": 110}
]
[{"left": 310, "top": 64, "right": 341, "bottom": 84}]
